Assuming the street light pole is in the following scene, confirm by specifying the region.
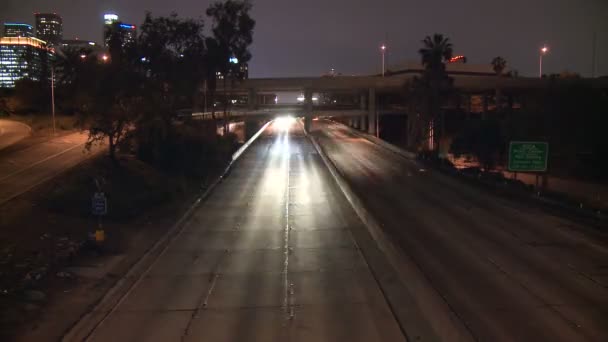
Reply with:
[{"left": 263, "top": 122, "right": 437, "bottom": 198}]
[
  {"left": 51, "top": 65, "right": 56, "bottom": 136},
  {"left": 539, "top": 46, "right": 548, "bottom": 78},
  {"left": 380, "top": 45, "right": 386, "bottom": 77}
]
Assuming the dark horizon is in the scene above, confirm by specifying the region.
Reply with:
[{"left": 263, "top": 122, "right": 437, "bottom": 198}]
[{"left": 3, "top": 0, "right": 608, "bottom": 78}]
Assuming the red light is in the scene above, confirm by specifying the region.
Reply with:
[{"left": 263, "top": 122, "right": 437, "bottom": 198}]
[{"left": 449, "top": 55, "right": 466, "bottom": 63}]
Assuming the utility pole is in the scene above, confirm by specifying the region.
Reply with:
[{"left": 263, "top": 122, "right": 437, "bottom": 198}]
[
  {"left": 51, "top": 66, "right": 56, "bottom": 136},
  {"left": 592, "top": 30, "right": 597, "bottom": 78}
]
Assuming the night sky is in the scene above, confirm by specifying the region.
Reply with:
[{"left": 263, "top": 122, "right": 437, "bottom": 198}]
[{"left": 3, "top": 0, "right": 607, "bottom": 78}]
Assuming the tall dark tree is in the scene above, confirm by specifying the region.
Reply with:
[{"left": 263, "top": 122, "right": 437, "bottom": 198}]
[
  {"left": 206, "top": 0, "right": 255, "bottom": 131},
  {"left": 410, "top": 34, "right": 453, "bottom": 152},
  {"left": 419, "top": 34, "right": 453, "bottom": 75},
  {"left": 491, "top": 56, "right": 507, "bottom": 112},
  {"left": 135, "top": 13, "right": 208, "bottom": 164},
  {"left": 491, "top": 56, "right": 507, "bottom": 76}
]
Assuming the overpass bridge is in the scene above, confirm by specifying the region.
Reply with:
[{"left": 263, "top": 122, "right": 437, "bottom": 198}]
[{"left": 213, "top": 74, "right": 608, "bottom": 134}]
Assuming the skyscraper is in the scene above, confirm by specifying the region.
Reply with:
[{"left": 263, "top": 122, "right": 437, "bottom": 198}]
[
  {"left": 3, "top": 23, "right": 34, "bottom": 38},
  {"left": 103, "top": 13, "right": 137, "bottom": 48},
  {"left": 35, "top": 13, "right": 63, "bottom": 45},
  {"left": 0, "top": 36, "right": 52, "bottom": 88},
  {"left": 104, "top": 13, "right": 119, "bottom": 25}
]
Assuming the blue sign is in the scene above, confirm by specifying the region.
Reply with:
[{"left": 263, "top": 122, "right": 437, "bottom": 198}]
[{"left": 92, "top": 192, "right": 107, "bottom": 216}]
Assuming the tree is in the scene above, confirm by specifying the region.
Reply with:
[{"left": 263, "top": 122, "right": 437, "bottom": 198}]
[
  {"left": 491, "top": 56, "right": 507, "bottom": 76},
  {"left": 451, "top": 118, "right": 504, "bottom": 171},
  {"left": 491, "top": 57, "right": 507, "bottom": 112},
  {"left": 411, "top": 33, "right": 453, "bottom": 152},
  {"left": 206, "top": 0, "right": 255, "bottom": 131},
  {"left": 62, "top": 24, "right": 144, "bottom": 161},
  {"left": 419, "top": 34, "right": 453, "bottom": 74}
]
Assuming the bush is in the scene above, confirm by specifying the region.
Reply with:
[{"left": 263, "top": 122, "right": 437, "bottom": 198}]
[
  {"left": 450, "top": 118, "right": 505, "bottom": 171},
  {"left": 135, "top": 120, "right": 239, "bottom": 177}
]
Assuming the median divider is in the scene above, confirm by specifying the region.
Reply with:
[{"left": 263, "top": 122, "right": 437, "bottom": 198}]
[
  {"left": 62, "top": 120, "right": 274, "bottom": 342},
  {"left": 306, "top": 124, "right": 475, "bottom": 342}
]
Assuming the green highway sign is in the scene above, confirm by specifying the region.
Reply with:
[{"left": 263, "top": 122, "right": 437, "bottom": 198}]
[{"left": 508, "top": 141, "right": 548, "bottom": 172}]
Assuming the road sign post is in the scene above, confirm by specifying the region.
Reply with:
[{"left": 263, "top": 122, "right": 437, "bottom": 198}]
[{"left": 92, "top": 192, "right": 107, "bottom": 244}]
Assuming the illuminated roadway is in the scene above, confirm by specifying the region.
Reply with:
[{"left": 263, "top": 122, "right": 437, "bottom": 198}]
[
  {"left": 67, "top": 121, "right": 405, "bottom": 341},
  {"left": 312, "top": 119, "right": 608, "bottom": 342}
]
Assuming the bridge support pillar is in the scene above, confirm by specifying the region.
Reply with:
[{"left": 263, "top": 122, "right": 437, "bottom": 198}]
[
  {"left": 368, "top": 88, "right": 376, "bottom": 136},
  {"left": 304, "top": 89, "right": 313, "bottom": 133},
  {"left": 248, "top": 88, "right": 258, "bottom": 110},
  {"left": 359, "top": 93, "right": 367, "bottom": 132}
]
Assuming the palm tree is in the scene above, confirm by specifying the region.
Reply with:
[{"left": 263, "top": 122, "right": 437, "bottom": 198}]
[
  {"left": 417, "top": 34, "right": 453, "bottom": 152},
  {"left": 419, "top": 34, "right": 453, "bottom": 75},
  {"left": 491, "top": 57, "right": 507, "bottom": 113},
  {"left": 491, "top": 56, "right": 507, "bottom": 76}
]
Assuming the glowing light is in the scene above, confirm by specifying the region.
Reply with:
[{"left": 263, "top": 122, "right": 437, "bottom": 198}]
[
  {"left": 80, "top": 54, "right": 86, "bottom": 59},
  {"left": 297, "top": 95, "right": 305, "bottom": 102},
  {"left": 101, "top": 54, "right": 109, "bottom": 62},
  {"left": 104, "top": 14, "right": 119, "bottom": 24},
  {"left": 0, "top": 37, "right": 48, "bottom": 49},
  {"left": 381, "top": 45, "right": 386, "bottom": 50},
  {"left": 541, "top": 46, "right": 549, "bottom": 54},
  {"left": 274, "top": 116, "right": 296, "bottom": 131},
  {"left": 88, "top": 42, "right": 96, "bottom": 46},
  {"left": 229, "top": 57, "right": 238, "bottom": 64},
  {"left": 449, "top": 55, "right": 466, "bottom": 63}
]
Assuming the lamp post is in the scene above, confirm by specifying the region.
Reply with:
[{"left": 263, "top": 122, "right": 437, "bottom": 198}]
[
  {"left": 51, "top": 65, "right": 56, "bottom": 136},
  {"left": 539, "top": 46, "right": 548, "bottom": 78},
  {"left": 380, "top": 44, "right": 386, "bottom": 77}
]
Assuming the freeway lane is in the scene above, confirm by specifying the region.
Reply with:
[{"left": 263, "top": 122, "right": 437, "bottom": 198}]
[
  {"left": 312, "top": 119, "right": 608, "bottom": 342},
  {"left": 0, "top": 132, "right": 102, "bottom": 204},
  {"left": 72, "top": 121, "right": 404, "bottom": 341}
]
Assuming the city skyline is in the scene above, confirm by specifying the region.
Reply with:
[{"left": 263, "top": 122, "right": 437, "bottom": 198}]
[{"left": 2, "top": 0, "right": 608, "bottom": 78}]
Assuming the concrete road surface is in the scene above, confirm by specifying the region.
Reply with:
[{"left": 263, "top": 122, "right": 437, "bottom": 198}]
[
  {"left": 313, "top": 119, "right": 608, "bottom": 342},
  {"left": 67, "top": 121, "right": 405, "bottom": 342},
  {"left": 0, "top": 131, "right": 101, "bottom": 204},
  {"left": 0, "top": 119, "right": 30, "bottom": 151}
]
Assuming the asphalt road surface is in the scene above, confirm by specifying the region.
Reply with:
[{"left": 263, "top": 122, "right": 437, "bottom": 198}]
[
  {"left": 69, "top": 121, "right": 405, "bottom": 342},
  {"left": 0, "top": 131, "right": 100, "bottom": 204},
  {"left": 312, "top": 119, "right": 608, "bottom": 342},
  {"left": 0, "top": 119, "right": 30, "bottom": 151}
]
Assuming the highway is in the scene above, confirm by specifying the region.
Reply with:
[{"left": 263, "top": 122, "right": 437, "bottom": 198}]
[
  {"left": 66, "top": 121, "right": 405, "bottom": 341},
  {"left": 0, "top": 119, "right": 30, "bottom": 151},
  {"left": 0, "top": 131, "right": 102, "bottom": 204},
  {"left": 312, "top": 119, "right": 608, "bottom": 342}
]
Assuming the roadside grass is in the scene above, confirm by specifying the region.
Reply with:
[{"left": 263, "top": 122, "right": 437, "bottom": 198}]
[{"left": 7, "top": 114, "right": 78, "bottom": 135}]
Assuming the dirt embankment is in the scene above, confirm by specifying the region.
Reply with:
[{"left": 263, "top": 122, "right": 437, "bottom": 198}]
[{"left": 0, "top": 154, "right": 225, "bottom": 341}]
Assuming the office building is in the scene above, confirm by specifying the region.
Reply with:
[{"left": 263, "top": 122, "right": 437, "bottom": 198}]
[
  {"left": 104, "top": 13, "right": 119, "bottom": 25},
  {"left": 35, "top": 13, "right": 63, "bottom": 45},
  {"left": 118, "top": 23, "right": 137, "bottom": 45},
  {"left": 3, "top": 23, "right": 34, "bottom": 38},
  {"left": 216, "top": 57, "right": 249, "bottom": 80},
  {"left": 0, "top": 36, "right": 52, "bottom": 88},
  {"left": 103, "top": 13, "right": 136, "bottom": 47}
]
